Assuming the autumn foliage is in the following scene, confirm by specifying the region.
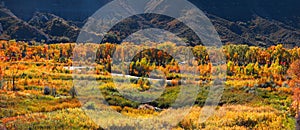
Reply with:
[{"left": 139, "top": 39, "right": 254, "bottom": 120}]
[{"left": 0, "top": 40, "right": 298, "bottom": 129}]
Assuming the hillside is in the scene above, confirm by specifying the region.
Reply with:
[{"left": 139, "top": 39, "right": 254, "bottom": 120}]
[{"left": 0, "top": 0, "right": 300, "bottom": 46}]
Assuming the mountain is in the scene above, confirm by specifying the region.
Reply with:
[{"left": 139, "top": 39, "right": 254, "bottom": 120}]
[
  {"left": 0, "top": 0, "right": 300, "bottom": 47},
  {"left": 0, "top": 5, "right": 80, "bottom": 43},
  {"left": 28, "top": 12, "right": 80, "bottom": 42},
  {"left": 207, "top": 14, "right": 300, "bottom": 46},
  {"left": 2, "top": 0, "right": 300, "bottom": 27},
  {"left": 0, "top": 5, "right": 49, "bottom": 41}
]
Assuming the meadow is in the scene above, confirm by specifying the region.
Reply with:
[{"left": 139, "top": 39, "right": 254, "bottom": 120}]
[{"left": 0, "top": 40, "right": 299, "bottom": 129}]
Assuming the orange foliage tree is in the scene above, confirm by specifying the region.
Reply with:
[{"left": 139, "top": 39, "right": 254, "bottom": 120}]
[{"left": 287, "top": 59, "right": 300, "bottom": 128}]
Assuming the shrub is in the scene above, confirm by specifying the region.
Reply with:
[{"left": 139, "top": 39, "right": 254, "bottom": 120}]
[
  {"left": 44, "top": 86, "right": 51, "bottom": 95},
  {"left": 85, "top": 102, "right": 96, "bottom": 110}
]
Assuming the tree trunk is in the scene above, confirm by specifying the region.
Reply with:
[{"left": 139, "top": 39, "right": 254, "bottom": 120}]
[{"left": 12, "top": 76, "right": 16, "bottom": 91}]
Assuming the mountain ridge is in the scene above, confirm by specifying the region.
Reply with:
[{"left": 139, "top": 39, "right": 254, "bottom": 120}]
[{"left": 0, "top": 1, "right": 300, "bottom": 47}]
